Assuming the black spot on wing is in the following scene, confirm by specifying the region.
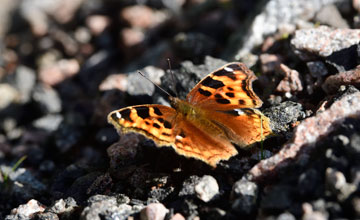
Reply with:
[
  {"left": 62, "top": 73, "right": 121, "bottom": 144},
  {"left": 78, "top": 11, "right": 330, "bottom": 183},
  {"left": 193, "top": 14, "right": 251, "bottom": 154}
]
[
  {"left": 198, "top": 88, "right": 212, "bottom": 97},
  {"left": 213, "top": 69, "right": 236, "bottom": 80},
  {"left": 120, "top": 109, "right": 133, "bottom": 122},
  {"left": 164, "top": 120, "right": 172, "bottom": 129},
  {"left": 239, "top": 99, "right": 245, "bottom": 105},
  {"left": 216, "top": 98, "right": 231, "bottom": 104},
  {"left": 227, "top": 87, "right": 234, "bottom": 91},
  {"left": 135, "top": 107, "right": 150, "bottom": 119},
  {"left": 153, "top": 107, "right": 163, "bottom": 116},
  {"left": 201, "top": 77, "right": 225, "bottom": 89},
  {"left": 158, "top": 118, "right": 164, "bottom": 123},
  {"left": 153, "top": 123, "right": 161, "bottom": 129},
  {"left": 215, "top": 94, "right": 223, "bottom": 99},
  {"left": 226, "top": 92, "right": 235, "bottom": 98}
]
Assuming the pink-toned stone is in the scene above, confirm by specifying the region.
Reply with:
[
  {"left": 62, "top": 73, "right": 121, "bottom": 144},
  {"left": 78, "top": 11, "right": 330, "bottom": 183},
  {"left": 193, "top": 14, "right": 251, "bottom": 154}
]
[
  {"left": 170, "top": 213, "right": 186, "bottom": 220},
  {"left": 121, "top": 5, "right": 156, "bottom": 29},
  {"left": 121, "top": 28, "right": 145, "bottom": 47},
  {"left": 140, "top": 203, "right": 169, "bottom": 220},
  {"left": 322, "top": 65, "right": 360, "bottom": 94},
  {"left": 99, "top": 74, "right": 128, "bottom": 91},
  {"left": 39, "top": 59, "right": 79, "bottom": 86},
  {"left": 247, "top": 92, "right": 360, "bottom": 182},
  {"left": 86, "top": 15, "right": 111, "bottom": 35},
  {"left": 10, "top": 199, "right": 46, "bottom": 217},
  {"left": 276, "top": 64, "right": 303, "bottom": 93}
]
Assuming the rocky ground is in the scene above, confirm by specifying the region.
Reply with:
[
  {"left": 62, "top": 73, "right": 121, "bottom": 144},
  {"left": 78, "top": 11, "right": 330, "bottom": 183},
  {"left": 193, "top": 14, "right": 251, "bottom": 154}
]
[{"left": 0, "top": 0, "right": 360, "bottom": 219}]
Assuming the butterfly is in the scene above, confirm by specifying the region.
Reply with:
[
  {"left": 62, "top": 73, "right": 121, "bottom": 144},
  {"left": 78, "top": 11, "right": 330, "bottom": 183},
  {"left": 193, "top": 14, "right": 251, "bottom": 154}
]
[{"left": 107, "top": 62, "right": 272, "bottom": 167}]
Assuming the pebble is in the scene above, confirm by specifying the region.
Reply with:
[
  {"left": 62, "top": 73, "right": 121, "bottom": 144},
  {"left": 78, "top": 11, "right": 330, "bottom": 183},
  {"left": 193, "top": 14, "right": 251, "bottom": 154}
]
[
  {"left": 6, "top": 199, "right": 46, "bottom": 219},
  {"left": 194, "top": 175, "right": 219, "bottom": 202},
  {"left": 140, "top": 203, "right": 169, "bottom": 220}
]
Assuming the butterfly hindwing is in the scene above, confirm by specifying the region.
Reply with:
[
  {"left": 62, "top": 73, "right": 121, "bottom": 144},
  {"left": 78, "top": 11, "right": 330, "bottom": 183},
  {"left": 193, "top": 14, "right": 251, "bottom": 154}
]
[
  {"left": 186, "top": 62, "right": 263, "bottom": 110},
  {"left": 171, "top": 113, "right": 238, "bottom": 167},
  {"left": 203, "top": 108, "right": 272, "bottom": 147}
]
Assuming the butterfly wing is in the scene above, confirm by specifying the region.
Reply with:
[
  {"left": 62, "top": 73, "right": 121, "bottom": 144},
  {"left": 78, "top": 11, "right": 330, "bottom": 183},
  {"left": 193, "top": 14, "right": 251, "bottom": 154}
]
[
  {"left": 171, "top": 113, "right": 238, "bottom": 167},
  {"left": 186, "top": 62, "right": 263, "bottom": 110},
  {"left": 108, "top": 104, "right": 238, "bottom": 167},
  {"left": 108, "top": 105, "right": 177, "bottom": 146},
  {"left": 203, "top": 108, "right": 272, "bottom": 147}
]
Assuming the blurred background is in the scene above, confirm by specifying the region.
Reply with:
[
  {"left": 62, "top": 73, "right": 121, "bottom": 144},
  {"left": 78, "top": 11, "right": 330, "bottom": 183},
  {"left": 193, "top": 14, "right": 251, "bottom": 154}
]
[{"left": 1, "top": 0, "right": 360, "bottom": 219}]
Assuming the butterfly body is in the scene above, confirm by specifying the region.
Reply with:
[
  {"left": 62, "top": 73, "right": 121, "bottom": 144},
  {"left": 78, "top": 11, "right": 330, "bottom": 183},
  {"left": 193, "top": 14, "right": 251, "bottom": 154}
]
[{"left": 108, "top": 62, "right": 272, "bottom": 167}]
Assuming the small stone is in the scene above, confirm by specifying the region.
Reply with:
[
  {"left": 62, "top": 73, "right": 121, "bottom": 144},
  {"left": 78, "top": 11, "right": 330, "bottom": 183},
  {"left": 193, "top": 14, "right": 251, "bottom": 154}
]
[
  {"left": 32, "top": 83, "right": 62, "bottom": 114},
  {"left": 13, "top": 65, "right": 36, "bottom": 103},
  {"left": 86, "top": 15, "right": 110, "bottom": 35},
  {"left": 291, "top": 26, "right": 360, "bottom": 59},
  {"left": 179, "top": 175, "right": 201, "bottom": 197},
  {"left": 322, "top": 66, "right": 360, "bottom": 94},
  {"left": 81, "top": 195, "right": 132, "bottom": 220},
  {"left": 277, "top": 212, "right": 296, "bottom": 220},
  {"left": 35, "top": 212, "right": 59, "bottom": 220},
  {"left": 231, "top": 179, "right": 258, "bottom": 214},
  {"left": 276, "top": 64, "right": 303, "bottom": 93},
  {"left": 140, "top": 203, "right": 169, "bottom": 220},
  {"left": 33, "top": 114, "right": 63, "bottom": 132},
  {"left": 194, "top": 175, "right": 219, "bottom": 202},
  {"left": 8, "top": 199, "right": 46, "bottom": 218},
  {"left": 307, "top": 61, "right": 328, "bottom": 78},
  {"left": 302, "top": 203, "right": 327, "bottom": 220},
  {"left": 325, "top": 167, "right": 357, "bottom": 201},
  {"left": 0, "top": 84, "right": 20, "bottom": 110},
  {"left": 170, "top": 213, "right": 186, "bottom": 220},
  {"left": 314, "top": 4, "right": 349, "bottom": 28}
]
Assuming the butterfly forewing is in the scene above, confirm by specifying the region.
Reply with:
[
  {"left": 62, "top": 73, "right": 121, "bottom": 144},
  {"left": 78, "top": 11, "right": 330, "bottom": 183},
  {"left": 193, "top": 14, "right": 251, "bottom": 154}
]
[
  {"left": 186, "top": 62, "right": 263, "bottom": 110},
  {"left": 108, "top": 105, "right": 177, "bottom": 145}
]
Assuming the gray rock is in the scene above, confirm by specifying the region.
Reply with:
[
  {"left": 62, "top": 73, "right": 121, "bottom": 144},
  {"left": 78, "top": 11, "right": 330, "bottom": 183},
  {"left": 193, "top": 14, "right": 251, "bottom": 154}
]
[
  {"left": 32, "top": 114, "right": 63, "bottom": 132},
  {"left": 0, "top": 84, "right": 20, "bottom": 110},
  {"left": 127, "top": 66, "right": 165, "bottom": 96},
  {"left": 325, "top": 168, "right": 356, "bottom": 201},
  {"left": 178, "top": 175, "right": 201, "bottom": 197},
  {"left": 35, "top": 212, "right": 59, "bottom": 220},
  {"left": 32, "top": 83, "right": 61, "bottom": 114},
  {"left": 291, "top": 26, "right": 360, "bottom": 69},
  {"left": 231, "top": 179, "right": 258, "bottom": 214},
  {"left": 314, "top": 4, "right": 349, "bottom": 28},
  {"left": 47, "top": 197, "right": 77, "bottom": 216},
  {"left": 13, "top": 66, "right": 36, "bottom": 103},
  {"left": 81, "top": 195, "right": 132, "bottom": 220},
  {"left": 5, "top": 199, "right": 46, "bottom": 220},
  {"left": 307, "top": 61, "right": 328, "bottom": 78},
  {"left": 263, "top": 101, "right": 304, "bottom": 133},
  {"left": 277, "top": 212, "right": 296, "bottom": 220},
  {"left": 194, "top": 175, "right": 219, "bottom": 202},
  {"left": 224, "top": 0, "right": 342, "bottom": 61}
]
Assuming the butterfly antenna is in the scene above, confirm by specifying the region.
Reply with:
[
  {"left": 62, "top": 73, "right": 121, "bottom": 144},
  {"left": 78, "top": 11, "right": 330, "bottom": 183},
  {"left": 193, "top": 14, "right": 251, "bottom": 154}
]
[
  {"left": 138, "top": 71, "right": 172, "bottom": 97},
  {"left": 167, "top": 58, "right": 179, "bottom": 97}
]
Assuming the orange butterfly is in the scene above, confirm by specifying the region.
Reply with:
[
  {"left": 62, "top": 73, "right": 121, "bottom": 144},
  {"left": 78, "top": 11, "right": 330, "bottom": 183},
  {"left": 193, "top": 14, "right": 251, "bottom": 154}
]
[{"left": 108, "top": 62, "right": 272, "bottom": 167}]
